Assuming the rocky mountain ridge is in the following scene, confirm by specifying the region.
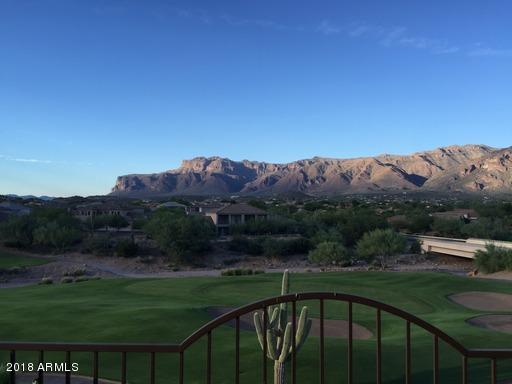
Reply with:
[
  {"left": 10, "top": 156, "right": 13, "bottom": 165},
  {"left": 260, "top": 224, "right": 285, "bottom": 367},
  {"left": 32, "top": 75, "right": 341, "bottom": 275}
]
[{"left": 111, "top": 144, "right": 512, "bottom": 196}]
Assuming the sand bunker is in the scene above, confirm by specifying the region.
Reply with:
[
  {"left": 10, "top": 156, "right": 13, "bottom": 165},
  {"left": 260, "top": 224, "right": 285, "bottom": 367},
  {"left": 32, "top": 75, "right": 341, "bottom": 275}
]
[
  {"left": 206, "top": 307, "right": 372, "bottom": 340},
  {"left": 467, "top": 315, "right": 512, "bottom": 334},
  {"left": 449, "top": 291, "right": 512, "bottom": 311}
]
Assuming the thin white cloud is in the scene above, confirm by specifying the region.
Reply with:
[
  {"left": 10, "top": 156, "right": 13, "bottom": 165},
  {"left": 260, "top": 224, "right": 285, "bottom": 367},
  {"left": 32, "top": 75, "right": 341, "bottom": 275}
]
[
  {"left": 467, "top": 46, "right": 512, "bottom": 57},
  {"left": 174, "top": 8, "right": 302, "bottom": 32},
  {"left": 341, "top": 22, "right": 461, "bottom": 56},
  {"left": 317, "top": 20, "right": 343, "bottom": 35},
  {"left": 166, "top": 9, "right": 510, "bottom": 59},
  {"left": 0, "top": 155, "right": 93, "bottom": 166}
]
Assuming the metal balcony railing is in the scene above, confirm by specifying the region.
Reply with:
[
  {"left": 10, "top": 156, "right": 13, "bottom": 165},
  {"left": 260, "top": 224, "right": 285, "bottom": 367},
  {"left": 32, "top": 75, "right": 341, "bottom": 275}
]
[{"left": 2, "top": 292, "right": 512, "bottom": 383}]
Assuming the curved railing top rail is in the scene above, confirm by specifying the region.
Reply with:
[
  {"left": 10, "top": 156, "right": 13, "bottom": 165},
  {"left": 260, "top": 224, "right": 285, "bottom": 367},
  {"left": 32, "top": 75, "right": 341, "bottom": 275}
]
[{"left": 1, "top": 291, "right": 512, "bottom": 359}]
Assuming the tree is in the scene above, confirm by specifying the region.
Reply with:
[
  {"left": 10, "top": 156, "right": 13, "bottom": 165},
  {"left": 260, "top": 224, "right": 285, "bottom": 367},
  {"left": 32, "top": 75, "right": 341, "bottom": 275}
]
[
  {"left": 308, "top": 242, "right": 350, "bottom": 266},
  {"left": 144, "top": 210, "right": 215, "bottom": 262},
  {"left": 0, "top": 208, "right": 83, "bottom": 251},
  {"left": 93, "top": 215, "right": 129, "bottom": 231},
  {"left": 356, "top": 229, "right": 406, "bottom": 269},
  {"left": 33, "top": 221, "right": 82, "bottom": 252},
  {"left": 0, "top": 215, "right": 37, "bottom": 247},
  {"left": 108, "top": 215, "right": 129, "bottom": 231}
]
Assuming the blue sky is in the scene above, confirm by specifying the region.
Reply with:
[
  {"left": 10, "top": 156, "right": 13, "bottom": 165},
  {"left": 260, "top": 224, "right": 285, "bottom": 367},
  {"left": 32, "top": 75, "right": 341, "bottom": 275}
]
[{"left": 1, "top": 0, "right": 511, "bottom": 196}]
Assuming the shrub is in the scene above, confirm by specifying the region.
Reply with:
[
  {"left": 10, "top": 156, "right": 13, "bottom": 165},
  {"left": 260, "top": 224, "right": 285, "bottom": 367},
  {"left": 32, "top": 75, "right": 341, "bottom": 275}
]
[
  {"left": 406, "top": 214, "right": 433, "bottom": 233},
  {"left": 262, "top": 237, "right": 311, "bottom": 258},
  {"left": 474, "top": 244, "right": 512, "bottom": 274},
  {"left": 311, "top": 229, "right": 344, "bottom": 246},
  {"left": 115, "top": 240, "right": 139, "bottom": 257},
  {"left": 144, "top": 210, "right": 215, "bottom": 262},
  {"left": 409, "top": 239, "right": 422, "bottom": 254},
  {"left": 93, "top": 214, "right": 129, "bottom": 231},
  {"left": 431, "top": 219, "right": 464, "bottom": 238},
  {"left": 227, "top": 236, "right": 263, "bottom": 255},
  {"left": 61, "top": 277, "right": 74, "bottom": 284},
  {"left": 33, "top": 222, "right": 82, "bottom": 251},
  {"left": 221, "top": 268, "right": 259, "bottom": 276},
  {"left": 64, "top": 268, "right": 86, "bottom": 277},
  {"left": 308, "top": 242, "right": 350, "bottom": 266},
  {"left": 231, "top": 218, "right": 303, "bottom": 236},
  {"left": 83, "top": 236, "right": 114, "bottom": 256},
  {"left": 237, "top": 268, "right": 251, "bottom": 275},
  {"left": 461, "top": 218, "right": 512, "bottom": 241},
  {"left": 1, "top": 208, "right": 83, "bottom": 251},
  {"left": 356, "top": 229, "right": 406, "bottom": 269},
  {"left": 39, "top": 277, "right": 53, "bottom": 285}
]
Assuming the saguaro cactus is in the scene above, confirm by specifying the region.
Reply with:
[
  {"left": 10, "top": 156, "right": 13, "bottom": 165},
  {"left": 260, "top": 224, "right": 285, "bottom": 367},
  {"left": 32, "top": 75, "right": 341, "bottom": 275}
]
[{"left": 254, "top": 270, "right": 312, "bottom": 384}]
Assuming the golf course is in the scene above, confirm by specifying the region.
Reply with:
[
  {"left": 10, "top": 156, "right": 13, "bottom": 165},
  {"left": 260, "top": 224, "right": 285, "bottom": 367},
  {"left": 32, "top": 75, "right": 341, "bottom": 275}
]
[{"left": 2, "top": 271, "right": 512, "bottom": 383}]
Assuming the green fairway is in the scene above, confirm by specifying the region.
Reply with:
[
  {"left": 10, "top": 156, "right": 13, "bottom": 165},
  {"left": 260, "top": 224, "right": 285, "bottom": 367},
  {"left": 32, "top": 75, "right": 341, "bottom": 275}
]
[
  {"left": 1, "top": 272, "right": 512, "bottom": 383},
  {"left": 0, "top": 251, "right": 51, "bottom": 269}
]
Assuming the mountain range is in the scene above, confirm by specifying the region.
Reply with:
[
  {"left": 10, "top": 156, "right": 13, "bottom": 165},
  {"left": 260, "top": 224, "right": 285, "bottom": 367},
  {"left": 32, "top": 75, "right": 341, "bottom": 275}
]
[{"left": 111, "top": 145, "right": 512, "bottom": 197}]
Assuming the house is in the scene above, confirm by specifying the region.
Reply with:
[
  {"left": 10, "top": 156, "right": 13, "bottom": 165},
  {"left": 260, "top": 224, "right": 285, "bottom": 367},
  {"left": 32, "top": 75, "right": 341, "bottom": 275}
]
[
  {"left": 73, "top": 202, "right": 145, "bottom": 222},
  {"left": 204, "top": 203, "right": 268, "bottom": 236}
]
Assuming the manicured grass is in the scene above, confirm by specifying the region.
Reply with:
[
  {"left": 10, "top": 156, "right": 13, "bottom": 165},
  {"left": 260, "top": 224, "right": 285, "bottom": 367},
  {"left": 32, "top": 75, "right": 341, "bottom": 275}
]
[
  {"left": 1, "top": 272, "right": 512, "bottom": 383},
  {"left": 0, "top": 251, "right": 51, "bottom": 269}
]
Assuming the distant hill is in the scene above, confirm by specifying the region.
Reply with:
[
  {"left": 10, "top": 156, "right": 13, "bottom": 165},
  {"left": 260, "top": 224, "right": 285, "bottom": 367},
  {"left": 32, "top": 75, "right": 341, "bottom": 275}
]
[
  {"left": 4, "top": 194, "right": 55, "bottom": 201},
  {"left": 111, "top": 144, "right": 512, "bottom": 196}
]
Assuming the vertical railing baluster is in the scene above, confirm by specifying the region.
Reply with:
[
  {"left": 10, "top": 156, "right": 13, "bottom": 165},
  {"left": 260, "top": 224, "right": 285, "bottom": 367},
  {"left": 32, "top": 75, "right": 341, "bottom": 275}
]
[
  {"left": 320, "top": 299, "right": 325, "bottom": 384},
  {"left": 207, "top": 331, "right": 212, "bottom": 384},
  {"left": 38, "top": 350, "right": 44, "bottom": 384},
  {"left": 93, "top": 351, "right": 99, "bottom": 384},
  {"left": 179, "top": 351, "right": 184, "bottom": 384},
  {"left": 405, "top": 321, "right": 411, "bottom": 384},
  {"left": 65, "top": 351, "right": 71, "bottom": 384},
  {"left": 9, "top": 350, "right": 15, "bottom": 384},
  {"left": 376, "top": 309, "right": 381, "bottom": 384},
  {"left": 150, "top": 352, "right": 155, "bottom": 384},
  {"left": 263, "top": 307, "right": 268, "bottom": 384},
  {"left": 433, "top": 336, "right": 439, "bottom": 384},
  {"left": 348, "top": 302, "right": 353, "bottom": 384},
  {"left": 121, "top": 352, "right": 127, "bottom": 384},
  {"left": 462, "top": 355, "right": 467, "bottom": 384},
  {"left": 292, "top": 300, "right": 297, "bottom": 384},
  {"left": 236, "top": 316, "right": 240, "bottom": 384},
  {"left": 491, "top": 358, "right": 496, "bottom": 384}
]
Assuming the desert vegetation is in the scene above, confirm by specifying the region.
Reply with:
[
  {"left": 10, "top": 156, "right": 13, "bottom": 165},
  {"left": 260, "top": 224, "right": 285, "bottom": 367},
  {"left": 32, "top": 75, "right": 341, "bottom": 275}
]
[{"left": 474, "top": 244, "right": 512, "bottom": 273}]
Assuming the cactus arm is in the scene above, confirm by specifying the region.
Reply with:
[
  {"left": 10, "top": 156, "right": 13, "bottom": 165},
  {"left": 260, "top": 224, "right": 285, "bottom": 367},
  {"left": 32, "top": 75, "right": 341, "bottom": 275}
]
[
  {"left": 279, "top": 270, "right": 289, "bottom": 322},
  {"left": 281, "top": 270, "right": 289, "bottom": 295},
  {"left": 293, "top": 307, "right": 312, "bottom": 352},
  {"left": 296, "top": 307, "right": 308, "bottom": 336},
  {"left": 266, "top": 329, "right": 278, "bottom": 360},
  {"left": 295, "top": 319, "right": 312, "bottom": 353},
  {"left": 269, "top": 307, "right": 279, "bottom": 328},
  {"left": 254, "top": 312, "right": 265, "bottom": 350},
  {"left": 278, "top": 323, "right": 292, "bottom": 363}
]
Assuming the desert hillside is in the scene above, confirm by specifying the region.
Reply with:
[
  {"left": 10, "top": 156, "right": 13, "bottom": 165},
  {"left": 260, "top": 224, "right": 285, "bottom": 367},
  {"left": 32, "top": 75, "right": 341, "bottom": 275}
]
[{"left": 111, "top": 144, "right": 512, "bottom": 196}]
